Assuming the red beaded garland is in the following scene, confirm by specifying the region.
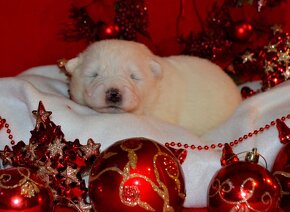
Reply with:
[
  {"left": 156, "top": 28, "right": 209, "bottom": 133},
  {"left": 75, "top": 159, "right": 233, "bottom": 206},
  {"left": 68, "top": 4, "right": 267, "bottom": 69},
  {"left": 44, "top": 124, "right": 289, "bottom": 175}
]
[
  {"left": 0, "top": 117, "right": 14, "bottom": 145},
  {"left": 1, "top": 114, "right": 290, "bottom": 151},
  {"left": 166, "top": 114, "right": 289, "bottom": 151}
]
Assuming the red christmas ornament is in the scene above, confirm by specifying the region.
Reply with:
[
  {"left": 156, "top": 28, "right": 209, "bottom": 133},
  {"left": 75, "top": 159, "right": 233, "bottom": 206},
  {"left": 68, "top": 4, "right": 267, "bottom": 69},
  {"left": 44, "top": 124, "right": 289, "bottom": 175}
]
[
  {"left": 89, "top": 137, "right": 186, "bottom": 211},
  {"left": 0, "top": 167, "right": 54, "bottom": 211},
  {"left": 232, "top": 21, "right": 253, "bottom": 42},
  {"left": 241, "top": 86, "right": 257, "bottom": 99},
  {"left": 272, "top": 119, "right": 290, "bottom": 211},
  {"left": 100, "top": 24, "right": 120, "bottom": 39},
  {"left": 208, "top": 146, "right": 280, "bottom": 211}
]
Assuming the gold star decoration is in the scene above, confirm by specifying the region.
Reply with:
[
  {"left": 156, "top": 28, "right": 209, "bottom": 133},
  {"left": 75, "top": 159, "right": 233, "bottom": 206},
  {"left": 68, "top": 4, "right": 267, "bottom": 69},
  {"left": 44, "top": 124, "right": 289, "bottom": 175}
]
[
  {"left": 47, "top": 137, "right": 66, "bottom": 158},
  {"left": 26, "top": 143, "right": 38, "bottom": 160},
  {"left": 264, "top": 43, "right": 277, "bottom": 53},
  {"left": 283, "top": 68, "right": 290, "bottom": 79},
  {"left": 61, "top": 166, "right": 79, "bottom": 184},
  {"left": 278, "top": 50, "right": 290, "bottom": 63},
  {"left": 286, "top": 39, "right": 290, "bottom": 48},
  {"left": 242, "top": 51, "right": 255, "bottom": 63},
  {"left": 264, "top": 61, "right": 275, "bottom": 73},
  {"left": 80, "top": 138, "right": 101, "bottom": 159},
  {"left": 32, "top": 102, "right": 52, "bottom": 130},
  {"left": 37, "top": 161, "right": 58, "bottom": 184},
  {"left": 0, "top": 146, "right": 14, "bottom": 166}
]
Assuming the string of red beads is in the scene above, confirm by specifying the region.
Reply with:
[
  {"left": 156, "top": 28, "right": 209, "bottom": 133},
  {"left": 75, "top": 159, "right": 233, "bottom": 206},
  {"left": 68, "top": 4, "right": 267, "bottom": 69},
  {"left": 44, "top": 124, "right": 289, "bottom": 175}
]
[
  {"left": 165, "top": 114, "right": 290, "bottom": 151},
  {"left": 0, "top": 117, "right": 15, "bottom": 145},
  {"left": 1, "top": 114, "right": 290, "bottom": 150}
]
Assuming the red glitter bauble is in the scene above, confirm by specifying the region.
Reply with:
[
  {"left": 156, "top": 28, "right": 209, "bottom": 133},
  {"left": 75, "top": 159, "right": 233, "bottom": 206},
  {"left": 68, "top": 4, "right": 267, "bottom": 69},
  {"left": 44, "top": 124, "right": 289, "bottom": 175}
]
[
  {"left": 0, "top": 167, "right": 54, "bottom": 211},
  {"left": 208, "top": 147, "right": 280, "bottom": 211},
  {"left": 89, "top": 137, "right": 185, "bottom": 211},
  {"left": 232, "top": 21, "right": 253, "bottom": 42},
  {"left": 272, "top": 119, "right": 290, "bottom": 211},
  {"left": 272, "top": 142, "right": 290, "bottom": 211}
]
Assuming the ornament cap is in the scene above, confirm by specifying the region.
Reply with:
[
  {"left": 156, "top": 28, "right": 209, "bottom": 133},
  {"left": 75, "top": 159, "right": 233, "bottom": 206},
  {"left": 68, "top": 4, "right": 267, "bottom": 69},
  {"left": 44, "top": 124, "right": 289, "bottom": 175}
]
[
  {"left": 57, "top": 58, "right": 71, "bottom": 78},
  {"left": 57, "top": 58, "right": 67, "bottom": 69},
  {"left": 245, "top": 148, "right": 259, "bottom": 163}
]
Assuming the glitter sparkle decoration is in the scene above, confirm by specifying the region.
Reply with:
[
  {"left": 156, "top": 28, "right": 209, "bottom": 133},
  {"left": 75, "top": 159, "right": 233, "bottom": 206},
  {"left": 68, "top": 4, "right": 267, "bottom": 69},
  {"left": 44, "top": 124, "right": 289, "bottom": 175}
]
[
  {"left": 47, "top": 138, "right": 66, "bottom": 158},
  {"left": 260, "top": 30, "right": 290, "bottom": 90},
  {"left": 241, "top": 51, "right": 255, "bottom": 63},
  {"left": 179, "top": 0, "right": 278, "bottom": 68},
  {"left": 61, "top": 166, "right": 79, "bottom": 185},
  {"left": 81, "top": 138, "right": 101, "bottom": 160},
  {"left": 235, "top": 27, "right": 290, "bottom": 95},
  {"left": 0, "top": 101, "right": 101, "bottom": 211}
]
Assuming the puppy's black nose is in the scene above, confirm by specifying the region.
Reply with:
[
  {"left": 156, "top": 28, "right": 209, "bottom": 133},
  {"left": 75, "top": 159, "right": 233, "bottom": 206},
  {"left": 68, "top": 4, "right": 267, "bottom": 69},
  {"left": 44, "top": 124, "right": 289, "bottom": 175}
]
[{"left": 106, "top": 88, "right": 122, "bottom": 104}]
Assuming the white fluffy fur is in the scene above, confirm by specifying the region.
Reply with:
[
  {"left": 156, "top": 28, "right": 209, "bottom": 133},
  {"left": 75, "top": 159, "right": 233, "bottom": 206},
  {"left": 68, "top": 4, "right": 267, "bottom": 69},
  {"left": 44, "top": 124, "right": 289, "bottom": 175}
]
[{"left": 65, "top": 40, "right": 242, "bottom": 135}]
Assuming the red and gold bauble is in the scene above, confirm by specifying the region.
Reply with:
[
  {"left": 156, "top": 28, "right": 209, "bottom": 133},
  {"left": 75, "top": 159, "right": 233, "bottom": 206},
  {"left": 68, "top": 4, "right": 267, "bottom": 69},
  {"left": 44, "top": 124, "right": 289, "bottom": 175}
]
[
  {"left": 89, "top": 137, "right": 186, "bottom": 211},
  {"left": 208, "top": 145, "right": 280, "bottom": 211},
  {"left": 272, "top": 119, "right": 290, "bottom": 211},
  {"left": 0, "top": 167, "right": 54, "bottom": 211}
]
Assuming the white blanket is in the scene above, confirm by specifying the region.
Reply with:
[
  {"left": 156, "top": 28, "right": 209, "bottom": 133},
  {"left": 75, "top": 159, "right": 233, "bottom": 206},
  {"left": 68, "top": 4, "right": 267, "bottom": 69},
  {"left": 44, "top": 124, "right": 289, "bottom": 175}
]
[{"left": 0, "top": 65, "right": 289, "bottom": 208}]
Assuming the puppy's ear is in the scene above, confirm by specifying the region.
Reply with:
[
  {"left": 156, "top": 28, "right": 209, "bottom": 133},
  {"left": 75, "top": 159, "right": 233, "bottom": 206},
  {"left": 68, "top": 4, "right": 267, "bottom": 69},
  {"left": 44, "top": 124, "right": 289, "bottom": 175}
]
[
  {"left": 65, "top": 57, "right": 80, "bottom": 74},
  {"left": 149, "top": 59, "right": 162, "bottom": 79},
  {"left": 58, "top": 55, "right": 82, "bottom": 78}
]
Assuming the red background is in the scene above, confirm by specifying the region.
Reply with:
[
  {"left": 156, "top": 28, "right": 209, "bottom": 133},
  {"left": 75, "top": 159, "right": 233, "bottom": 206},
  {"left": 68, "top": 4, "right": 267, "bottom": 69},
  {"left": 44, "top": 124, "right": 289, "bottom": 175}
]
[
  {"left": 0, "top": 1, "right": 290, "bottom": 210},
  {"left": 1, "top": 0, "right": 290, "bottom": 77}
]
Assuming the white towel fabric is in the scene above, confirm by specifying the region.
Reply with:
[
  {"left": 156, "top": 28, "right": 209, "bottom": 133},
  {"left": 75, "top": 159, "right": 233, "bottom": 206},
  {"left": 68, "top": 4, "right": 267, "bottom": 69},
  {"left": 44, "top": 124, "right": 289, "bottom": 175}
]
[{"left": 0, "top": 65, "right": 289, "bottom": 208}]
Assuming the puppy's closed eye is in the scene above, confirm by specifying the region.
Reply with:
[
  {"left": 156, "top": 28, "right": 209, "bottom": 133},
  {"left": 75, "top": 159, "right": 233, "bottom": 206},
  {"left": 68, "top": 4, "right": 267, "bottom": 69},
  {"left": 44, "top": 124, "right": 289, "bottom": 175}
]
[
  {"left": 130, "top": 73, "right": 141, "bottom": 81},
  {"left": 86, "top": 72, "right": 99, "bottom": 78}
]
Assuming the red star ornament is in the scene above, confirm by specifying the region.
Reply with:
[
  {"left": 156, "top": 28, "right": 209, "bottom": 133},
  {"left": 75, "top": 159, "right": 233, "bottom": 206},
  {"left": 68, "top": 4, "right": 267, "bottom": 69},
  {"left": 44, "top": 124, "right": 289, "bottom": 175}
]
[{"left": 32, "top": 101, "right": 52, "bottom": 130}]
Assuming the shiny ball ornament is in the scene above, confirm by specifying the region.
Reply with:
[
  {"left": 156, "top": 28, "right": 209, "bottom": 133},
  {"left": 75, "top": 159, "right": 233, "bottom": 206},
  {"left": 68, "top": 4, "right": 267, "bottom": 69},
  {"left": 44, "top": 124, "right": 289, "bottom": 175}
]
[
  {"left": 0, "top": 167, "right": 54, "bottom": 211},
  {"left": 272, "top": 119, "right": 290, "bottom": 211},
  {"left": 241, "top": 86, "right": 257, "bottom": 99},
  {"left": 232, "top": 21, "right": 253, "bottom": 42},
  {"left": 89, "top": 137, "right": 186, "bottom": 211},
  {"left": 208, "top": 147, "right": 280, "bottom": 212},
  {"left": 100, "top": 24, "right": 120, "bottom": 39}
]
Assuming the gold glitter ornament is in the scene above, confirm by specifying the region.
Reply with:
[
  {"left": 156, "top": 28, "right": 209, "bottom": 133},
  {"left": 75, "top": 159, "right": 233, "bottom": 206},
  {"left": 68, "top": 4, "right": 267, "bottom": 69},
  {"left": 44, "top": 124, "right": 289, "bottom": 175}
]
[
  {"left": 0, "top": 167, "right": 54, "bottom": 211},
  {"left": 89, "top": 137, "right": 186, "bottom": 212}
]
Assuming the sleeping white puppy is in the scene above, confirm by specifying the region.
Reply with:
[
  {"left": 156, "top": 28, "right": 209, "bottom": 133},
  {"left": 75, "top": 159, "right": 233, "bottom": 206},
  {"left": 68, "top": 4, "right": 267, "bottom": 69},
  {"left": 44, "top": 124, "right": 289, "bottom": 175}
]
[{"left": 64, "top": 39, "right": 242, "bottom": 135}]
